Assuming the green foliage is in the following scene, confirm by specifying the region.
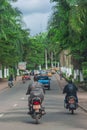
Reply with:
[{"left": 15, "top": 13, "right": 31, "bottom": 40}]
[
  {"left": 25, "top": 33, "right": 47, "bottom": 69},
  {"left": 48, "top": 0, "right": 87, "bottom": 71},
  {"left": 0, "top": 0, "right": 31, "bottom": 68},
  {"left": 0, "top": 0, "right": 87, "bottom": 74},
  {"left": 0, "top": 0, "right": 48, "bottom": 71}
]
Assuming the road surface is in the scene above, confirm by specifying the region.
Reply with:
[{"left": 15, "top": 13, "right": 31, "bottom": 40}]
[{"left": 0, "top": 75, "right": 87, "bottom": 130}]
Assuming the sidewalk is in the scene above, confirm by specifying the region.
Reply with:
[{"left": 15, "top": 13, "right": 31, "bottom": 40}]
[
  {"left": 55, "top": 73, "right": 87, "bottom": 113},
  {"left": 0, "top": 76, "right": 22, "bottom": 91}
]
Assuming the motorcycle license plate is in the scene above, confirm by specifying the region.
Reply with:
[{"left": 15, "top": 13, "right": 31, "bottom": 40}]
[
  {"left": 33, "top": 105, "right": 41, "bottom": 110},
  {"left": 70, "top": 104, "right": 75, "bottom": 108},
  {"left": 69, "top": 99, "right": 75, "bottom": 104}
]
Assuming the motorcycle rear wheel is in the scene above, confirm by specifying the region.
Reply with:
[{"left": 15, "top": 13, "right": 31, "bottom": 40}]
[{"left": 35, "top": 115, "right": 39, "bottom": 124}]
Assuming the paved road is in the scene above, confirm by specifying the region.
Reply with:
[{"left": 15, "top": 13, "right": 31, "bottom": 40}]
[
  {"left": 0, "top": 75, "right": 87, "bottom": 130},
  {"left": 0, "top": 75, "right": 87, "bottom": 112}
]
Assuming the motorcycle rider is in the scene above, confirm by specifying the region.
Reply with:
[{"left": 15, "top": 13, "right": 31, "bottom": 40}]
[
  {"left": 26, "top": 75, "right": 45, "bottom": 114},
  {"left": 8, "top": 74, "right": 14, "bottom": 86},
  {"left": 63, "top": 79, "right": 78, "bottom": 108}
]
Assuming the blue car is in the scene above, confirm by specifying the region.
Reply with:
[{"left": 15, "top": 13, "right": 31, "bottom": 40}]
[{"left": 37, "top": 76, "right": 51, "bottom": 90}]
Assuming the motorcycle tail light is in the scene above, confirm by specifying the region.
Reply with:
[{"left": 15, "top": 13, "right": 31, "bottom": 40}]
[{"left": 33, "top": 101, "right": 40, "bottom": 105}]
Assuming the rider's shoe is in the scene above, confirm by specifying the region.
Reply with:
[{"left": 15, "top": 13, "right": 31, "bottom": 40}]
[
  {"left": 42, "top": 111, "right": 46, "bottom": 115},
  {"left": 41, "top": 108, "right": 46, "bottom": 115}
]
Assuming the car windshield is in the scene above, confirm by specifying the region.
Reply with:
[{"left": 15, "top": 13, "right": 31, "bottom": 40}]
[{"left": 38, "top": 76, "right": 49, "bottom": 80}]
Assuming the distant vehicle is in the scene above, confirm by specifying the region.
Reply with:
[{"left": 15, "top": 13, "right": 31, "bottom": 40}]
[
  {"left": 22, "top": 73, "right": 31, "bottom": 80},
  {"left": 34, "top": 70, "right": 40, "bottom": 75},
  {"left": 39, "top": 70, "right": 47, "bottom": 76},
  {"left": 37, "top": 76, "right": 51, "bottom": 90},
  {"left": 51, "top": 69, "right": 56, "bottom": 74},
  {"left": 47, "top": 71, "right": 52, "bottom": 77}
]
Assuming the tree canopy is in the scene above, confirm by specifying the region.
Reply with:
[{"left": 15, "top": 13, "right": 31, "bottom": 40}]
[
  {"left": 0, "top": 0, "right": 87, "bottom": 73},
  {"left": 47, "top": 0, "right": 87, "bottom": 69}
]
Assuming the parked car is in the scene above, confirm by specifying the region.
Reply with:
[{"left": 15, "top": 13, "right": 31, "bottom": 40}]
[{"left": 37, "top": 76, "right": 51, "bottom": 90}]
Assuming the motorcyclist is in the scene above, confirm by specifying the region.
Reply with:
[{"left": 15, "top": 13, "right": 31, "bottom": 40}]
[
  {"left": 26, "top": 75, "right": 45, "bottom": 114},
  {"left": 63, "top": 79, "right": 78, "bottom": 107},
  {"left": 8, "top": 74, "right": 14, "bottom": 86}
]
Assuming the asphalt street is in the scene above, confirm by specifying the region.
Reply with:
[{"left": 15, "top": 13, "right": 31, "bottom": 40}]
[{"left": 0, "top": 75, "right": 87, "bottom": 130}]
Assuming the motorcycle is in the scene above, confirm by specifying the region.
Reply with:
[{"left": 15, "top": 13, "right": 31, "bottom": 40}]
[
  {"left": 29, "top": 96, "right": 45, "bottom": 124},
  {"left": 64, "top": 95, "right": 78, "bottom": 114},
  {"left": 8, "top": 81, "right": 14, "bottom": 88}
]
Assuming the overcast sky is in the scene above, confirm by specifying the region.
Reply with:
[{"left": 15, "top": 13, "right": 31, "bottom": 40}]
[{"left": 12, "top": 0, "right": 53, "bottom": 36}]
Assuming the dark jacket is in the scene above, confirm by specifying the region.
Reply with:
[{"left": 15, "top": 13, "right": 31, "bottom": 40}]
[
  {"left": 26, "top": 81, "right": 45, "bottom": 95},
  {"left": 26, "top": 81, "right": 45, "bottom": 103},
  {"left": 63, "top": 83, "right": 78, "bottom": 96},
  {"left": 8, "top": 75, "right": 13, "bottom": 81}
]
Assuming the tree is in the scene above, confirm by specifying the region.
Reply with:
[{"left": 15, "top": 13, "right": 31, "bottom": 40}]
[
  {"left": 23, "top": 33, "right": 47, "bottom": 70},
  {"left": 48, "top": 0, "right": 87, "bottom": 71}
]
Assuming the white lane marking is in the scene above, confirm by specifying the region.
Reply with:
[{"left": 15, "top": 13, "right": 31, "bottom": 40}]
[
  {"left": 0, "top": 113, "right": 4, "bottom": 117},
  {"left": 13, "top": 104, "right": 18, "bottom": 107}
]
